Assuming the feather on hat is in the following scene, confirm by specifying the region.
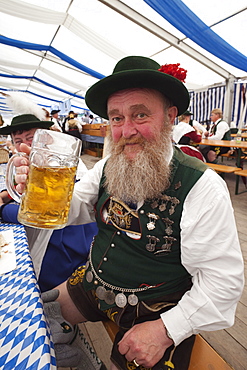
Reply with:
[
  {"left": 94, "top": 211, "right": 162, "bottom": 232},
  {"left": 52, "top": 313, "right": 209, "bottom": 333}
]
[{"left": 0, "top": 92, "right": 53, "bottom": 135}]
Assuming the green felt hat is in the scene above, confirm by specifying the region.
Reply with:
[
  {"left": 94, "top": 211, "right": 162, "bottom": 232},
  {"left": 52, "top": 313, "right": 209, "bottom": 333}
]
[
  {"left": 0, "top": 114, "right": 53, "bottom": 135},
  {"left": 85, "top": 56, "right": 190, "bottom": 119}
]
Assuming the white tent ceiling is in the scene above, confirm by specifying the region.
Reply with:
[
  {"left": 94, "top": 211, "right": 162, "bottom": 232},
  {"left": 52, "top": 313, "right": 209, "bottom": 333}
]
[{"left": 0, "top": 0, "right": 246, "bottom": 121}]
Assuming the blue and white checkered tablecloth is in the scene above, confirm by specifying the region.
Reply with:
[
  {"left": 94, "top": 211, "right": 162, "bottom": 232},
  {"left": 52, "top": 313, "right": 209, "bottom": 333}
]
[{"left": 0, "top": 223, "right": 57, "bottom": 370}]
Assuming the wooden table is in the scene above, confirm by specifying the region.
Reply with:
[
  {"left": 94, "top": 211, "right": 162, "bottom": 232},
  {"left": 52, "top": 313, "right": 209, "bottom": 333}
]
[
  {"left": 231, "top": 132, "right": 247, "bottom": 139},
  {"left": 200, "top": 139, "right": 247, "bottom": 194},
  {"left": 81, "top": 124, "right": 110, "bottom": 157}
]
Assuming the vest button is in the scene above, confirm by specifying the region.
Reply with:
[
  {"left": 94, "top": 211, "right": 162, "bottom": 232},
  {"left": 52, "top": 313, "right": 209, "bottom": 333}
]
[
  {"left": 103, "top": 257, "right": 108, "bottom": 261},
  {"left": 117, "top": 231, "right": 121, "bottom": 235},
  {"left": 111, "top": 243, "right": 115, "bottom": 247},
  {"left": 99, "top": 269, "right": 103, "bottom": 273},
  {"left": 140, "top": 209, "right": 145, "bottom": 214}
]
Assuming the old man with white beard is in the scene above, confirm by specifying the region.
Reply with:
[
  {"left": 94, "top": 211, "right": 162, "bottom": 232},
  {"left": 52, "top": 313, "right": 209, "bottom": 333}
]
[{"left": 13, "top": 56, "right": 244, "bottom": 370}]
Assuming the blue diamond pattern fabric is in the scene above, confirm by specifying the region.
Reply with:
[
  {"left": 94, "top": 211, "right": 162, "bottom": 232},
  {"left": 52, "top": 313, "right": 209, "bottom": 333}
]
[{"left": 0, "top": 223, "right": 56, "bottom": 370}]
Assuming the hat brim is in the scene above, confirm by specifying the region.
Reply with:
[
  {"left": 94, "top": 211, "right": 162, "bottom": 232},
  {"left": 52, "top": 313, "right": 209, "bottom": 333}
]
[
  {"left": 0, "top": 121, "right": 53, "bottom": 135},
  {"left": 85, "top": 69, "right": 190, "bottom": 119},
  {"left": 183, "top": 111, "right": 193, "bottom": 116}
]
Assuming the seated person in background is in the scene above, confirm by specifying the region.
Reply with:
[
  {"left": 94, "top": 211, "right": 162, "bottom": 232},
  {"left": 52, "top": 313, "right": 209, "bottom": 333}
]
[
  {"left": 184, "top": 110, "right": 207, "bottom": 135},
  {"left": 63, "top": 110, "right": 74, "bottom": 131},
  {"left": 172, "top": 110, "right": 205, "bottom": 161},
  {"left": 200, "top": 108, "right": 231, "bottom": 163},
  {"left": 173, "top": 110, "right": 202, "bottom": 145},
  {"left": 0, "top": 114, "right": 98, "bottom": 292},
  {"left": 64, "top": 111, "right": 83, "bottom": 140}
]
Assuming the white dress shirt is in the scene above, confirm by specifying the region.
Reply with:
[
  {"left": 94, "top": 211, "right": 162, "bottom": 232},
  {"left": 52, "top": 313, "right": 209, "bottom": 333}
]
[
  {"left": 206, "top": 119, "right": 230, "bottom": 140},
  {"left": 68, "top": 152, "right": 244, "bottom": 346}
]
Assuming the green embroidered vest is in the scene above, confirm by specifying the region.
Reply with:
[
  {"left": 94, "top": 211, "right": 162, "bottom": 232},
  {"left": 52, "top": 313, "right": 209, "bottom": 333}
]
[{"left": 83, "top": 147, "right": 207, "bottom": 310}]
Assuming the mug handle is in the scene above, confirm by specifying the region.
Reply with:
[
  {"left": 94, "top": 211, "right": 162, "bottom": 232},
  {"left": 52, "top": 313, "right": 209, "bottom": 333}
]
[{"left": 5, "top": 152, "right": 28, "bottom": 203}]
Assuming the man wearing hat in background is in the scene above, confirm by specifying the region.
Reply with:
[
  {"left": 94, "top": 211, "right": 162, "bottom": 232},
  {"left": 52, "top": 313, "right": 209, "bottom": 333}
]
[
  {"left": 0, "top": 113, "right": 98, "bottom": 289},
  {"left": 50, "top": 109, "right": 63, "bottom": 132},
  {"left": 0, "top": 113, "right": 103, "bottom": 369},
  {"left": 0, "top": 113, "right": 99, "bottom": 290},
  {"left": 13, "top": 56, "right": 244, "bottom": 370},
  {"left": 183, "top": 110, "right": 207, "bottom": 135}
]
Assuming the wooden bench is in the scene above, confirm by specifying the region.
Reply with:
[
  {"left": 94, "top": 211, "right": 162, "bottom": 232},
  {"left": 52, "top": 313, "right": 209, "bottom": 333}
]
[
  {"left": 234, "top": 169, "right": 247, "bottom": 194},
  {"left": 103, "top": 320, "right": 233, "bottom": 369},
  {"left": 234, "top": 169, "right": 247, "bottom": 177},
  {"left": 205, "top": 163, "right": 239, "bottom": 176}
]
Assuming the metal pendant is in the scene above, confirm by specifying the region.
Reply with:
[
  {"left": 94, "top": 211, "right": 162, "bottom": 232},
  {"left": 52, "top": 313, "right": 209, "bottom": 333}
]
[
  {"left": 162, "top": 217, "right": 174, "bottom": 236},
  {"left": 159, "top": 203, "right": 167, "bottom": 212},
  {"left": 174, "top": 181, "right": 182, "bottom": 190},
  {"left": 86, "top": 271, "right": 93, "bottom": 283},
  {"left": 128, "top": 293, "right": 138, "bottom": 306},
  {"left": 146, "top": 235, "right": 160, "bottom": 252},
  {"left": 169, "top": 197, "right": 180, "bottom": 215},
  {"left": 146, "top": 242, "right": 155, "bottom": 252},
  {"left": 146, "top": 212, "right": 160, "bottom": 230},
  {"left": 96, "top": 286, "right": 106, "bottom": 300},
  {"left": 147, "top": 221, "right": 155, "bottom": 230},
  {"left": 104, "top": 290, "right": 115, "bottom": 305},
  {"left": 151, "top": 200, "right": 159, "bottom": 209},
  {"left": 115, "top": 293, "right": 127, "bottom": 308}
]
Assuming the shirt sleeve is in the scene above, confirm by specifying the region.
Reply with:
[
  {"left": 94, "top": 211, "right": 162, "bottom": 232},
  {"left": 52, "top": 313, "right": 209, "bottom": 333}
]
[
  {"left": 161, "top": 169, "right": 244, "bottom": 345},
  {"left": 65, "top": 122, "right": 69, "bottom": 132},
  {"left": 0, "top": 202, "right": 19, "bottom": 223}
]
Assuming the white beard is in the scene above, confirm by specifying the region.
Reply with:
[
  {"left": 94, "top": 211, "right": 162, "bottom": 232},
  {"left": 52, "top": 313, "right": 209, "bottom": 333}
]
[{"left": 104, "top": 126, "right": 173, "bottom": 203}]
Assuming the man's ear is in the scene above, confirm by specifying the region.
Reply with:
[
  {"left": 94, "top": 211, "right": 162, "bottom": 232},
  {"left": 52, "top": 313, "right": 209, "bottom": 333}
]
[{"left": 167, "top": 106, "right": 178, "bottom": 124}]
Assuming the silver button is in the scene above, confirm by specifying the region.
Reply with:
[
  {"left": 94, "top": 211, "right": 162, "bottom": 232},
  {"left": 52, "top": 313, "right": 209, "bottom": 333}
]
[
  {"left": 140, "top": 210, "right": 145, "bottom": 214},
  {"left": 103, "top": 257, "right": 108, "bottom": 261},
  {"left": 117, "top": 231, "right": 121, "bottom": 235},
  {"left": 111, "top": 243, "right": 115, "bottom": 247},
  {"left": 98, "top": 269, "right": 103, "bottom": 273}
]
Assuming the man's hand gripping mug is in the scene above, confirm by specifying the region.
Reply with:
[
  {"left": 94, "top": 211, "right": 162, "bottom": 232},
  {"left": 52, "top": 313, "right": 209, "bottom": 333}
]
[{"left": 6, "top": 129, "right": 82, "bottom": 229}]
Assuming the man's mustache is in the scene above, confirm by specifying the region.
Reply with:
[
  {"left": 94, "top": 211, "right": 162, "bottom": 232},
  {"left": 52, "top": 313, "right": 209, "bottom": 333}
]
[{"left": 114, "top": 137, "right": 146, "bottom": 154}]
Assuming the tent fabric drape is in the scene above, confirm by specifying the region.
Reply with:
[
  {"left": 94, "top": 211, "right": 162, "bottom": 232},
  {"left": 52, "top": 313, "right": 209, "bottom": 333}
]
[
  {"left": 189, "top": 86, "right": 225, "bottom": 124},
  {"left": 189, "top": 83, "right": 247, "bottom": 127},
  {"left": 232, "top": 83, "right": 247, "bottom": 126},
  {"left": 144, "top": 0, "right": 247, "bottom": 72},
  {"left": 0, "top": 72, "right": 85, "bottom": 99},
  {"left": 0, "top": 0, "right": 126, "bottom": 60},
  {"left": 0, "top": 35, "right": 105, "bottom": 80}
]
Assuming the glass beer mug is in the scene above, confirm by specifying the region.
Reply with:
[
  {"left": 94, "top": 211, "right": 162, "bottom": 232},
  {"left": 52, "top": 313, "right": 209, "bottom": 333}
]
[{"left": 6, "top": 129, "right": 82, "bottom": 229}]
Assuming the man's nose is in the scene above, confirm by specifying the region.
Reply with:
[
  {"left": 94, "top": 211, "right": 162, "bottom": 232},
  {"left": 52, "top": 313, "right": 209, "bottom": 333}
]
[
  {"left": 122, "top": 119, "right": 138, "bottom": 138},
  {"left": 23, "top": 139, "right": 32, "bottom": 146}
]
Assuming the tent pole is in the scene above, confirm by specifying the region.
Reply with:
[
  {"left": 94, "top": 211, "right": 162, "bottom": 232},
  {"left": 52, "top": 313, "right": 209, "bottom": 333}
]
[{"left": 224, "top": 76, "right": 235, "bottom": 125}]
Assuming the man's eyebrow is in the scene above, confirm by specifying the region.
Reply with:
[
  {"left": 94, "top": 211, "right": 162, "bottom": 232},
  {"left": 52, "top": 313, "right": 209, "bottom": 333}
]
[
  {"left": 108, "top": 104, "right": 151, "bottom": 116},
  {"left": 108, "top": 109, "right": 120, "bottom": 116},
  {"left": 130, "top": 104, "right": 151, "bottom": 113}
]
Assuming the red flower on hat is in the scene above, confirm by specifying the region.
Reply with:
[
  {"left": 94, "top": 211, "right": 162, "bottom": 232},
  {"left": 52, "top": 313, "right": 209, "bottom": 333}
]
[{"left": 158, "top": 63, "right": 187, "bottom": 83}]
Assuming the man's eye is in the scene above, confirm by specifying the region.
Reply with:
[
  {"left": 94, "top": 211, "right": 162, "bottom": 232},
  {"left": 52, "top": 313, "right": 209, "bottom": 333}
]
[
  {"left": 111, "top": 117, "right": 122, "bottom": 124},
  {"left": 137, "top": 113, "right": 146, "bottom": 119}
]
